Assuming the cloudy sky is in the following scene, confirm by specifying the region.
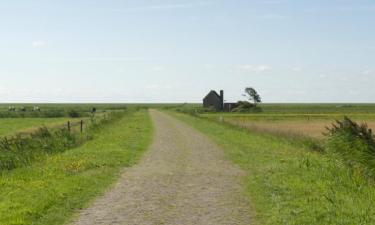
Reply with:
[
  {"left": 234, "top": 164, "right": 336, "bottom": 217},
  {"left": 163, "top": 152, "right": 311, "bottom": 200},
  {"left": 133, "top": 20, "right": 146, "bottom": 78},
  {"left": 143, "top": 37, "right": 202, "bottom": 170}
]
[{"left": 0, "top": 0, "right": 374, "bottom": 103}]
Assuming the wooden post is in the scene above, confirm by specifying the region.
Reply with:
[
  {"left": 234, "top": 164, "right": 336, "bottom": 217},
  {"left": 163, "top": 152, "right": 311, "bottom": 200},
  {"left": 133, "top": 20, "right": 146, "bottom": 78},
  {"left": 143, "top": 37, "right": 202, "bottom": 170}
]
[
  {"left": 67, "top": 121, "right": 71, "bottom": 132},
  {"left": 80, "top": 120, "right": 83, "bottom": 133}
]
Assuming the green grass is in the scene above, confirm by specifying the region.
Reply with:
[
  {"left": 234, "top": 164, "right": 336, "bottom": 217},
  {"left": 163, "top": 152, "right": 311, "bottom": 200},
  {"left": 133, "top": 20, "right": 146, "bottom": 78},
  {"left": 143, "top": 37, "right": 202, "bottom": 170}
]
[
  {"left": 0, "top": 109, "right": 153, "bottom": 225},
  {"left": 171, "top": 112, "right": 375, "bottom": 225},
  {"left": 163, "top": 103, "right": 375, "bottom": 114},
  {"left": 0, "top": 103, "right": 128, "bottom": 112},
  {"left": 0, "top": 118, "right": 73, "bottom": 136},
  {"left": 259, "top": 103, "right": 375, "bottom": 114},
  {"left": 201, "top": 113, "right": 375, "bottom": 121}
]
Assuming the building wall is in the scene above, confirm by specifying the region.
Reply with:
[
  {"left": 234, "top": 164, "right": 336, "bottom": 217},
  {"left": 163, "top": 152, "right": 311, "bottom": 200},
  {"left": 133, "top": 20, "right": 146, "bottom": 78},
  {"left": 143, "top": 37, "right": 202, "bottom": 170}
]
[
  {"left": 203, "top": 93, "right": 222, "bottom": 111},
  {"left": 223, "top": 103, "right": 238, "bottom": 112}
]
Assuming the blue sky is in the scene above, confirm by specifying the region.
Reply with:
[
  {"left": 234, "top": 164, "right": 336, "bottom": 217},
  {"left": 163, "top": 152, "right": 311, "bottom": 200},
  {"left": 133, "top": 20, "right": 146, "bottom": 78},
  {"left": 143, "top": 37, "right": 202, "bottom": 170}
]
[{"left": 0, "top": 0, "right": 374, "bottom": 103}]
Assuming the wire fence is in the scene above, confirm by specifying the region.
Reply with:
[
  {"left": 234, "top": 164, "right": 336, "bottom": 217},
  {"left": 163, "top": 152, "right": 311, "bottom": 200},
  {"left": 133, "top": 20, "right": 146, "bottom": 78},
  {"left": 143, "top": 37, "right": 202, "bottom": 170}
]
[{"left": 4, "top": 113, "right": 111, "bottom": 139}]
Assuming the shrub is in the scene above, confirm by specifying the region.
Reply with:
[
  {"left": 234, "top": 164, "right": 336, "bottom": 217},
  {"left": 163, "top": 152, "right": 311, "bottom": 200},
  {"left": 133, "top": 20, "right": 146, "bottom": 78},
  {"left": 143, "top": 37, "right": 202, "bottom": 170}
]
[
  {"left": 68, "top": 110, "right": 81, "bottom": 118},
  {"left": 0, "top": 110, "right": 127, "bottom": 171},
  {"left": 173, "top": 105, "right": 215, "bottom": 116},
  {"left": 231, "top": 101, "right": 262, "bottom": 113},
  {"left": 42, "top": 110, "right": 66, "bottom": 118},
  {"left": 0, "top": 126, "right": 82, "bottom": 170},
  {"left": 325, "top": 117, "right": 375, "bottom": 177}
]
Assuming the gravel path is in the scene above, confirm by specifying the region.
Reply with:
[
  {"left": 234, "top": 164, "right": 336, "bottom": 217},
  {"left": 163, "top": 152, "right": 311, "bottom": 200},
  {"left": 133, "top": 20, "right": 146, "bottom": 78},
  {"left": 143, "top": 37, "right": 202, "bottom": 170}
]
[{"left": 70, "top": 110, "right": 252, "bottom": 225}]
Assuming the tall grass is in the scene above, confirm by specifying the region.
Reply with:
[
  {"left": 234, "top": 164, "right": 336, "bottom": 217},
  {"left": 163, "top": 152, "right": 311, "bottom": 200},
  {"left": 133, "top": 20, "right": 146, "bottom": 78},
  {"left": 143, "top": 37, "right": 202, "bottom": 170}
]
[
  {"left": 171, "top": 111, "right": 375, "bottom": 224},
  {"left": 325, "top": 117, "right": 375, "bottom": 178},
  {"left": 0, "top": 111, "right": 126, "bottom": 171},
  {"left": 0, "top": 104, "right": 128, "bottom": 118},
  {"left": 179, "top": 109, "right": 325, "bottom": 152},
  {"left": 0, "top": 109, "right": 152, "bottom": 225}
]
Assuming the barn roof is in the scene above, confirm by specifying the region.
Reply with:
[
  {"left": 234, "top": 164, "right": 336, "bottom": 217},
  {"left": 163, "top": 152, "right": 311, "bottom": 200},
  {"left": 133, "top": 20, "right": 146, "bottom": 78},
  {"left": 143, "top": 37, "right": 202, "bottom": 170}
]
[{"left": 203, "top": 90, "right": 221, "bottom": 100}]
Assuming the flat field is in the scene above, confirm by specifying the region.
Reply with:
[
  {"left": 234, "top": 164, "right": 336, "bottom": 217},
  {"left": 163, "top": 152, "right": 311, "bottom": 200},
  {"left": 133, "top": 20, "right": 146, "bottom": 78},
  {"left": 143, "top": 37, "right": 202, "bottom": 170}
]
[
  {"left": 0, "top": 118, "right": 73, "bottom": 136},
  {"left": 0, "top": 107, "right": 153, "bottom": 225},
  {"left": 171, "top": 110, "right": 375, "bottom": 225},
  {"left": 200, "top": 103, "right": 375, "bottom": 139},
  {"left": 1, "top": 103, "right": 375, "bottom": 225},
  {"left": 0, "top": 103, "right": 129, "bottom": 136}
]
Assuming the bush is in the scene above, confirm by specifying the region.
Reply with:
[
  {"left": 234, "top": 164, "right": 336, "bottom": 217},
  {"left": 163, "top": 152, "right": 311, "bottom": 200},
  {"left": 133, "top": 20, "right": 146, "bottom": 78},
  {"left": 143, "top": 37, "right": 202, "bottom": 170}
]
[
  {"left": 68, "top": 110, "right": 81, "bottom": 118},
  {"left": 231, "top": 101, "right": 262, "bottom": 113},
  {"left": 0, "top": 127, "right": 78, "bottom": 170},
  {"left": 325, "top": 117, "right": 375, "bottom": 177},
  {"left": 0, "top": 110, "right": 127, "bottom": 171}
]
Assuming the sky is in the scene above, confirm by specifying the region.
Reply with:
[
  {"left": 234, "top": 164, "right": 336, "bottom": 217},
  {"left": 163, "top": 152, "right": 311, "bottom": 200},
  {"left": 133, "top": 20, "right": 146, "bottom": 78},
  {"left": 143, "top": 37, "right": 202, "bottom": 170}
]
[{"left": 0, "top": 0, "right": 374, "bottom": 103}]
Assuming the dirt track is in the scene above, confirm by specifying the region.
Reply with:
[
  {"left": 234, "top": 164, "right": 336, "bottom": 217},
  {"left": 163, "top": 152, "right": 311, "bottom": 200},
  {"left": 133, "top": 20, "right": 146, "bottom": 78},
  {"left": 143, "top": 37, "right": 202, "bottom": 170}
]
[{"left": 70, "top": 110, "right": 252, "bottom": 225}]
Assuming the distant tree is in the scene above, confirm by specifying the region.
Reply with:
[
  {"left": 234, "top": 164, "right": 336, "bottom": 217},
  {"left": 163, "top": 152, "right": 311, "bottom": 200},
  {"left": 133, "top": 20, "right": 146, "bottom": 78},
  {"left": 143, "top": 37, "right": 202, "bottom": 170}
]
[
  {"left": 68, "top": 109, "right": 80, "bottom": 118},
  {"left": 243, "top": 87, "right": 262, "bottom": 106}
]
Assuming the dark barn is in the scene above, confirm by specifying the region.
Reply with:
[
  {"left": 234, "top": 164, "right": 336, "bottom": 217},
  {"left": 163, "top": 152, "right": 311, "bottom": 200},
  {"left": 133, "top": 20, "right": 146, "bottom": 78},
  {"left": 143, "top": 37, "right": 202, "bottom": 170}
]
[
  {"left": 203, "top": 90, "right": 224, "bottom": 111},
  {"left": 223, "top": 102, "right": 238, "bottom": 112}
]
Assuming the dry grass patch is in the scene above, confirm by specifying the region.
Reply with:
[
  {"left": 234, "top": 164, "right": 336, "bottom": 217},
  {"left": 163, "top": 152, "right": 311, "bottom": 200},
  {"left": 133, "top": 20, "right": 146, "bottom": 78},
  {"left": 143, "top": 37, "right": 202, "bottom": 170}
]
[{"left": 225, "top": 118, "right": 375, "bottom": 139}]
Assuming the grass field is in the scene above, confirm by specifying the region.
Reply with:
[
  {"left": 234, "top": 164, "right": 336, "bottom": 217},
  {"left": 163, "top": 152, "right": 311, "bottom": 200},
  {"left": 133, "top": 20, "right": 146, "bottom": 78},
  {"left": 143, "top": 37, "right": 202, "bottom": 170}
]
[
  {"left": 202, "top": 115, "right": 375, "bottom": 139},
  {"left": 0, "top": 104, "right": 128, "bottom": 112},
  {"left": 258, "top": 103, "right": 375, "bottom": 114},
  {"left": 0, "top": 109, "right": 153, "bottom": 225},
  {"left": 0, "top": 118, "right": 76, "bottom": 136},
  {"left": 171, "top": 111, "right": 375, "bottom": 225},
  {"left": 2, "top": 102, "right": 375, "bottom": 225},
  {"left": 197, "top": 104, "right": 375, "bottom": 139}
]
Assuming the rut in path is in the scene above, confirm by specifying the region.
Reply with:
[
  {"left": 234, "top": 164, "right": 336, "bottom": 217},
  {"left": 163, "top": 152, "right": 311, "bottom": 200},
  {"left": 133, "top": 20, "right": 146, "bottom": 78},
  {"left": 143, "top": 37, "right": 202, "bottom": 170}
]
[{"left": 70, "top": 110, "right": 252, "bottom": 225}]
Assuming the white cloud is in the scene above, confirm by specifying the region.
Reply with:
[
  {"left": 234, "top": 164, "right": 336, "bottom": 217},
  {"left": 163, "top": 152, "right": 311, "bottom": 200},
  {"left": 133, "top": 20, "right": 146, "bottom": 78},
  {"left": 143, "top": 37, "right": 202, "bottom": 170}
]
[
  {"left": 338, "top": 5, "right": 375, "bottom": 12},
  {"left": 237, "top": 64, "right": 272, "bottom": 73},
  {"left": 115, "top": 2, "right": 212, "bottom": 12},
  {"left": 145, "top": 84, "right": 172, "bottom": 90},
  {"left": 32, "top": 41, "right": 46, "bottom": 48},
  {"left": 363, "top": 70, "right": 373, "bottom": 75},
  {"left": 261, "top": 0, "right": 283, "bottom": 4},
  {"left": 260, "top": 14, "right": 286, "bottom": 20},
  {"left": 339, "top": 76, "right": 348, "bottom": 81},
  {"left": 152, "top": 66, "right": 165, "bottom": 72},
  {"left": 306, "top": 5, "right": 375, "bottom": 13},
  {"left": 48, "top": 57, "right": 147, "bottom": 62},
  {"left": 292, "top": 67, "right": 302, "bottom": 72},
  {"left": 204, "top": 64, "right": 216, "bottom": 70}
]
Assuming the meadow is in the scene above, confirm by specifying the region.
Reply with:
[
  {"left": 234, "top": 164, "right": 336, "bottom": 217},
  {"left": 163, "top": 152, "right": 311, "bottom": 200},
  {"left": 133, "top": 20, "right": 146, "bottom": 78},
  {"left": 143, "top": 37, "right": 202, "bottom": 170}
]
[
  {"left": 0, "top": 118, "right": 71, "bottom": 136},
  {"left": 202, "top": 114, "right": 375, "bottom": 139},
  {"left": 167, "top": 104, "right": 375, "bottom": 224},
  {"left": 166, "top": 103, "right": 375, "bottom": 224},
  {"left": 0, "top": 104, "right": 153, "bottom": 225},
  {"left": 2, "top": 102, "right": 375, "bottom": 224},
  {"left": 189, "top": 103, "right": 375, "bottom": 139}
]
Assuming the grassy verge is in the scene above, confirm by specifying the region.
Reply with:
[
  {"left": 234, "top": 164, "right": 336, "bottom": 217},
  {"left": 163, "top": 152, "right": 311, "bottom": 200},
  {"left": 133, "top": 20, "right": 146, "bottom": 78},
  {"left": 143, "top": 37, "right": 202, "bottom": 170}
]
[
  {"left": 0, "top": 110, "right": 153, "bottom": 225},
  {"left": 171, "top": 112, "right": 375, "bottom": 225},
  {"left": 0, "top": 118, "right": 72, "bottom": 136}
]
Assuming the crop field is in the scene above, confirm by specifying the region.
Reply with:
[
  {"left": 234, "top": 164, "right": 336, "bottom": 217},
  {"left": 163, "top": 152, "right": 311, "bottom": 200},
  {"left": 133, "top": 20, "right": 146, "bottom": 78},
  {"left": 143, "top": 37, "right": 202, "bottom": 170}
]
[
  {"left": 167, "top": 103, "right": 375, "bottom": 224},
  {"left": 0, "top": 104, "right": 125, "bottom": 136},
  {"left": 0, "top": 118, "right": 71, "bottom": 136},
  {"left": 198, "top": 104, "right": 375, "bottom": 139},
  {"left": 0, "top": 104, "right": 153, "bottom": 225},
  {"left": 202, "top": 114, "right": 375, "bottom": 139},
  {"left": 2, "top": 103, "right": 375, "bottom": 225}
]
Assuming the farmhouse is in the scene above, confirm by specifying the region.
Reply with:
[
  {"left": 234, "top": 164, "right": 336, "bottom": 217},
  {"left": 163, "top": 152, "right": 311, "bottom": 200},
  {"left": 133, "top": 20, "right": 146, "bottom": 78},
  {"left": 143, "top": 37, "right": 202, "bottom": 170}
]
[
  {"left": 203, "top": 90, "right": 238, "bottom": 111},
  {"left": 203, "top": 90, "right": 224, "bottom": 111},
  {"left": 223, "top": 102, "right": 238, "bottom": 112}
]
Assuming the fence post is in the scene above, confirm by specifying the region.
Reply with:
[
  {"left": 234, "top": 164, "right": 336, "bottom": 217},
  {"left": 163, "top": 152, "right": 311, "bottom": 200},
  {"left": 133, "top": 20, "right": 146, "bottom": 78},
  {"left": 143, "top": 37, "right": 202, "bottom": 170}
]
[
  {"left": 80, "top": 120, "right": 83, "bottom": 133},
  {"left": 67, "top": 121, "right": 71, "bottom": 132}
]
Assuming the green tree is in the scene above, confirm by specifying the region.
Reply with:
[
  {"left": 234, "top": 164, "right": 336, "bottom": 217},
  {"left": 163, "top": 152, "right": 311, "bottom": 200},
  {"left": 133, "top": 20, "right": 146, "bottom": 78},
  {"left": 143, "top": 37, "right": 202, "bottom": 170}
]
[{"left": 244, "top": 87, "right": 262, "bottom": 106}]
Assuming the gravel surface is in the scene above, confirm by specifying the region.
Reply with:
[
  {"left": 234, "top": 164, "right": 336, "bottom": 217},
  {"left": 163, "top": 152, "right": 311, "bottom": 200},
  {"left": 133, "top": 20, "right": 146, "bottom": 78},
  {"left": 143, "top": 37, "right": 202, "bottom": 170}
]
[{"left": 70, "top": 110, "right": 252, "bottom": 225}]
